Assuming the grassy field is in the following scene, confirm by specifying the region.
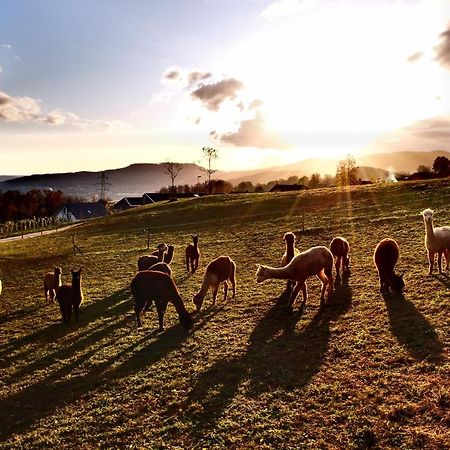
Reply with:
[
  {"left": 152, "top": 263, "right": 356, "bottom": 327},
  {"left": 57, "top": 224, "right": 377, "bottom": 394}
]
[{"left": 0, "top": 179, "right": 449, "bottom": 449}]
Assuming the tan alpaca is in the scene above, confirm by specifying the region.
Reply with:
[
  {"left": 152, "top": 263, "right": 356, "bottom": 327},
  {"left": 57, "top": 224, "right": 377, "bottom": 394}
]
[{"left": 43, "top": 266, "right": 62, "bottom": 302}]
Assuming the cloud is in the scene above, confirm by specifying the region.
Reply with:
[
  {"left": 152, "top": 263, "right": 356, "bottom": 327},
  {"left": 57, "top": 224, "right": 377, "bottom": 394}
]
[
  {"left": 406, "top": 51, "right": 423, "bottom": 63},
  {"left": 162, "top": 66, "right": 182, "bottom": 82},
  {"left": 406, "top": 116, "right": 450, "bottom": 140},
  {"left": 0, "top": 65, "right": 2, "bottom": 73},
  {"left": 1, "top": 43, "right": 11, "bottom": 50},
  {"left": 261, "top": 0, "right": 305, "bottom": 20},
  {"left": 0, "top": 90, "right": 127, "bottom": 131},
  {"left": 187, "top": 70, "right": 212, "bottom": 87},
  {"left": 217, "top": 111, "right": 291, "bottom": 149},
  {"left": 191, "top": 78, "right": 244, "bottom": 111},
  {"left": 435, "top": 26, "right": 450, "bottom": 69}
]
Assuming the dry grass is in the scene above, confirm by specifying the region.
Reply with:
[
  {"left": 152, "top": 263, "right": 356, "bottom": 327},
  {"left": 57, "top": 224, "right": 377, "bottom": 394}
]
[{"left": 0, "top": 179, "right": 449, "bottom": 449}]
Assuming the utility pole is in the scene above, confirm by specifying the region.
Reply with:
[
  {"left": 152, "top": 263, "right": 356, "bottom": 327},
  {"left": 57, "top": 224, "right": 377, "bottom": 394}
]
[{"left": 96, "top": 171, "right": 111, "bottom": 202}]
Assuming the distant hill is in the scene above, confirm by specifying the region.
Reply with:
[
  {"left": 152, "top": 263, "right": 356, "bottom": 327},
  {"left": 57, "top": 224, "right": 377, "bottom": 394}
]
[{"left": 1, "top": 150, "right": 448, "bottom": 199}]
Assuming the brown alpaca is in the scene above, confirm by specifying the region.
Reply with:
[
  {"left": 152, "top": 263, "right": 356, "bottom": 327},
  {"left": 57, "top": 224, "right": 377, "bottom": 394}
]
[
  {"left": 329, "top": 237, "right": 350, "bottom": 277},
  {"left": 43, "top": 266, "right": 62, "bottom": 302},
  {"left": 56, "top": 268, "right": 84, "bottom": 323},
  {"left": 193, "top": 256, "right": 236, "bottom": 311},
  {"left": 164, "top": 245, "right": 175, "bottom": 264},
  {"left": 373, "top": 239, "right": 405, "bottom": 295},
  {"left": 137, "top": 245, "right": 166, "bottom": 271},
  {"left": 130, "top": 270, "right": 193, "bottom": 331},
  {"left": 281, "top": 232, "right": 300, "bottom": 291},
  {"left": 186, "top": 235, "right": 200, "bottom": 273},
  {"left": 256, "top": 246, "right": 333, "bottom": 311}
]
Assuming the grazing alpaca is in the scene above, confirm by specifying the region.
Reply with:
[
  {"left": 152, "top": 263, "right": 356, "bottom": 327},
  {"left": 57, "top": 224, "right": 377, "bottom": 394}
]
[
  {"left": 56, "top": 268, "right": 84, "bottom": 323},
  {"left": 329, "top": 237, "right": 350, "bottom": 277},
  {"left": 130, "top": 270, "right": 193, "bottom": 331},
  {"left": 256, "top": 246, "right": 333, "bottom": 311},
  {"left": 421, "top": 208, "right": 450, "bottom": 274},
  {"left": 373, "top": 239, "right": 405, "bottom": 295},
  {"left": 43, "top": 266, "right": 62, "bottom": 302},
  {"left": 137, "top": 245, "right": 166, "bottom": 271},
  {"left": 150, "top": 262, "right": 172, "bottom": 277},
  {"left": 193, "top": 256, "right": 236, "bottom": 311},
  {"left": 164, "top": 245, "right": 175, "bottom": 264},
  {"left": 281, "top": 232, "right": 300, "bottom": 291},
  {"left": 186, "top": 235, "right": 200, "bottom": 273}
]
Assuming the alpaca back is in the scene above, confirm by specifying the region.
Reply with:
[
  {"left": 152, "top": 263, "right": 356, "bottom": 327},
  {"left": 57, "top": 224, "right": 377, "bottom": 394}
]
[
  {"left": 205, "top": 256, "right": 234, "bottom": 283},
  {"left": 138, "top": 255, "right": 159, "bottom": 271},
  {"left": 289, "top": 246, "right": 333, "bottom": 279},
  {"left": 330, "top": 237, "right": 349, "bottom": 258},
  {"left": 150, "top": 262, "right": 172, "bottom": 277},
  {"left": 374, "top": 239, "right": 399, "bottom": 275}
]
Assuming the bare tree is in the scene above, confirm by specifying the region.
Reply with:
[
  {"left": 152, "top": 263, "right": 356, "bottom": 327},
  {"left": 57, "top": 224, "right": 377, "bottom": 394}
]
[
  {"left": 162, "top": 161, "right": 184, "bottom": 200},
  {"left": 200, "top": 147, "right": 218, "bottom": 194},
  {"left": 336, "top": 154, "right": 358, "bottom": 187}
]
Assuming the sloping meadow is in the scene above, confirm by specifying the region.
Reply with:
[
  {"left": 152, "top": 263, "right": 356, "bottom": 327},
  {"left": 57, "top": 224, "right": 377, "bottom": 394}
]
[{"left": 0, "top": 179, "right": 449, "bottom": 449}]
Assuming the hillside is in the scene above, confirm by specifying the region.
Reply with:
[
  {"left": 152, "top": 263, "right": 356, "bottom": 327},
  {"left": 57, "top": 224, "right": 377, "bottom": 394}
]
[
  {"left": 0, "top": 179, "right": 449, "bottom": 448},
  {"left": 1, "top": 150, "right": 449, "bottom": 199}
]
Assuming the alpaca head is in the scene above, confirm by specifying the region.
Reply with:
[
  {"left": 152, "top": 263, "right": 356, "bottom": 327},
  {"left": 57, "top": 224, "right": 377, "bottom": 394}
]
[
  {"left": 191, "top": 235, "right": 199, "bottom": 245},
  {"left": 255, "top": 265, "right": 269, "bottom": 283},
  {"left": 392, "top": 272, "right": 405, "bottom": 295},
  {"left": 283, "top": 232, "right": 295, "bottom": 245},
  {"left": 193, "top": 292, "right": 204, "bottom": 311},
  {"left": 54, "top": 266, "right": 62, "bottom": 276},
  {"left": 157, "top": 242, "right": 168, "bottom": 252},
  {"left": 167, "top": 245, "right": 174, "bottom": 254},
  {"left": 421, "top": 208, "right": 434, "bottom": 223},
  {"left": 71, "top": 268, "right": 83, "bottom": 286}
]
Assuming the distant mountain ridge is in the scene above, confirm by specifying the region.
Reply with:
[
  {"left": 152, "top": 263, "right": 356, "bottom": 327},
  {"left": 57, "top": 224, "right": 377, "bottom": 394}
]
[{"left": 1, "top": 150, "right": 449, "bottom": 199}]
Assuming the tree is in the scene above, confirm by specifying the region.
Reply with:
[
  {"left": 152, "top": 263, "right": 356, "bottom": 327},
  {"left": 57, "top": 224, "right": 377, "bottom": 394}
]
[
  {"left": 162, "top": 161, "right": 184, "bottom": 200},
  {"left": 336, "top": 154, "right": 358, "bottom": 187},
  {"left": 200, "top": 147, "right": 218, "bottom": 194},
  {"left": 236, "top": 181, "right": 254, "bottom": 193},
  {"left": 432, "top": 156, "right": 450, "bottom": 177},
  {"left": 308, "top": 173, "right": 321, "bottom": 189},
  {"left": 417, "top": 165, "right": 431, "bottom": 173}
]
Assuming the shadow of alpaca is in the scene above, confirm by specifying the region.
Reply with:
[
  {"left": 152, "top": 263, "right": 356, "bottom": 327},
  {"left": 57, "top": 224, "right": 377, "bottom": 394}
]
[
  {"left": 0, "top": 287, "right": 192, "bottom": 442},
  {"left": 176, "top": 283, "right": 352, "bottom": 442},
  {"left": 431, "top": 272, "right": 450, "bottom": 289},
  {"left": 382, "top": 291, "right": 443, "bottom": 362}
]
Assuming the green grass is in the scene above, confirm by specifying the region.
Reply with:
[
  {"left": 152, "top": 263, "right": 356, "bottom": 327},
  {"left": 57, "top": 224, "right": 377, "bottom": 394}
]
[{"left": 0, "top": 179, "right": 449, "bottom": 449}]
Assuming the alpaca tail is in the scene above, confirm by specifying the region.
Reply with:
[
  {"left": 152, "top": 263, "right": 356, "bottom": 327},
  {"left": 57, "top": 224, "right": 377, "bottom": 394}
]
[{"left": 171, "top": 295, "right": 193, "bottom": 331}]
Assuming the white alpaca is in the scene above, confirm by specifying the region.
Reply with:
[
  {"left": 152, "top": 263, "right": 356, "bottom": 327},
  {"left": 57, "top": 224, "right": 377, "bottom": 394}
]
[
  {"left": 256, "top": 246, "right": 333, "bottom": 311},
  {"left": 193, "top": 256, "right": 236, "bottom": 311},
  {"left": 421, "top": 208, "right": 450, "bottom": 274}
]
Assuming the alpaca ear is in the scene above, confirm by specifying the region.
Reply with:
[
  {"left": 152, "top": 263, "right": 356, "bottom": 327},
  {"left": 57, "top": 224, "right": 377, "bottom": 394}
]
[
  {"left": 401, "top": 270, "right": 406, "bottom": 277},
  {"left": 78, "top": 267, "right": 83, "bottom": 273}
]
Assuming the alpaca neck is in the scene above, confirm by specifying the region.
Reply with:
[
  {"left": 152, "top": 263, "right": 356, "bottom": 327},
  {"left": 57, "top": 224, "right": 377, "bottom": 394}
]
[
  {"left": 197, "top": 274, "right": 213, "bottom": 298},
  {"left": 286, "top": 242, "right": 295, "bottom": 260},
  {"left": 424, "top": 220, "right": 435, "bottom": 237},
  {"left": 158, "top": 249, "right": 165, "bottom": 261},
  {"left": 55, "top": 274, "right": 61, "bottom": 287},
  {"left": 265, "top": 265, "right": 293, "bottom": 280}
]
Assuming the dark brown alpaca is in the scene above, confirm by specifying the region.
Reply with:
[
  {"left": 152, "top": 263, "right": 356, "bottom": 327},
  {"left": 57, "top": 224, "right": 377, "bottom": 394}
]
[
  {"left": 330, "top": 237, "right": 350, "bottom": 277},
  {"left": 373, "top": 239, "right": 405, "bottom": 295},
  {"left": 56, "top": 268, "right": 84, "bottom": 323},
  {"left": 281, "top": 232, "right": 299, "bottom": 291},
  {"left": 186, "top": 235, "right": 200, "bottom": 273},
  {"left": 137, "top": 245, "right": 166, "bottom": 271},
  {"left": 130, "top": 270, "right": 193, "bottom": 332},
  {"left": 164, "top": 245, "right": 175, "bottom": 264},
  {"left": 43, "top": 266, "right": 62, "bottom": 302}
]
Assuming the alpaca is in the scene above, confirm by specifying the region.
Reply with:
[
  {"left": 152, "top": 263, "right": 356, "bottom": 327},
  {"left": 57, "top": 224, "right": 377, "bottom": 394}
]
[
  {"left": 329, "top": 237, "right": 350, "bottom": 277},
  {"left": 186, "top": 235, "right": 200, "bottom": 273},
  {"left": 151, "top": 242, "right": 168, "bottom": 257},
  {"left": 150, "top": 262, "right": 172, "bottom": 277},
  {"left": 55, "top": 268, "right": 84, "bottom": 323},
  {"left": 193, "top": 256, "right": 236, "bottom": 311},
  {"left": 281, "top": 232, "right": 300, "bottom": 291},
  {"left": 137, "top": 245, "right": 166, "bottom": 271},
  {"left": 421, "top": 208, "right": 450, "bottom": 274},
  {"left": 0, "top": 279, "right": 2, "bottom": 296},
  {"left": 130, "top": 270, "right": 193, "bottom": 331},
  {"left": 373, "top": 239, "right": 405, "bottom": 295},
  {"left": 256, "top": 246, "right": 333, "bottom": 311},
  {"left": 43, "top": 266, "right": 62, "bottom": 302},
  {"left": 164, "top": 245, "right": 175, "bottom": 264}
]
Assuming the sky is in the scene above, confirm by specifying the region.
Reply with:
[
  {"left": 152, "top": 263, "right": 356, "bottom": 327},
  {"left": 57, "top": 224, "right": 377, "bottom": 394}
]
[{"left": 1, "top": 0, "right": 450, "bottom": 174}]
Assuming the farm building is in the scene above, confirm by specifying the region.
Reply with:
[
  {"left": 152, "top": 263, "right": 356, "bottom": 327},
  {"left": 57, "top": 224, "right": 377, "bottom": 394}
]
[
  {"left": 113, "top": 196, "right": 144, "bottom": 212},
  {"left": 53, "top": 202, "right": 109, "bottom": 222}
]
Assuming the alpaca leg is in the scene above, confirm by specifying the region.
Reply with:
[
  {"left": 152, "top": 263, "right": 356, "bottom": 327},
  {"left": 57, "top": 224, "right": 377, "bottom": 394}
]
[
  {"left": 317, "top": 271, "right": 329, "bottom": 305},
  {"left": 45, "top": 288, "right": 48, "bottom": 302},
  {"left": 50, "top": 289, "right": 55, "bottom": 303},
  {"left": 66, "top": 303, "right": 72, "bottom": 323},
  {"left": 186, "top": 256, "right": 190, "bottom": 272},
  {"left": 194, "top": 257, "right": 199, "bottom": 273},
  {"left": 74, "top": 303, "right": 79, "bottom": 323},
  {"left": 212, "top": 283, "right": 219, "bottom": 305},
  {"left": 427, "top": 250, "right": 435, "bottom": 275},
  {"left": 437, "top": 251, "right": 443, "bottom": 274},
  {"left": 288, "top": 281, "right": 305, "bottom": 309},
  {"left": 230, "top": 269, "right": 236, "bottom": 299},
  {"left": 58, "top": 300, "right": 65, "bottom": 323},
  {"left": 444, "top": 249, "right": 450, "bottom": 271},
  {"left": 223, "top": 282, "right": 228, "bottom": 302},
  {"left": 156, "top": 299, "right": 168, "bottom": 332},
  {"left": 335, "top": 257, "right": 341, "bottom": 277},
  {"left": 344, "top": 256, "right": 350, "bottom": 273},
  {"left": 134, "top": 302, "right": 144, "bottom": 327}
]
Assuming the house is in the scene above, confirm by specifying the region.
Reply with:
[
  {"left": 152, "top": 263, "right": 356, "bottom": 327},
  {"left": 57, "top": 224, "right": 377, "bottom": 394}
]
[
  {"left": 113, "top": 196, "right": 144, "bottom": 212},
  {"left": 53, "top": 202, "right": 108, "bottom": 222},
  {"left": 270, "top": 184, "right": 308, "bottom": 192}
]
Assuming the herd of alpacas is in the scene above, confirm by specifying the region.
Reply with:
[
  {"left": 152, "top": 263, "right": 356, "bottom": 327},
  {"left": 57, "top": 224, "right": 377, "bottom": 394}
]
[{"left": 12, "top": 207, "right": 447, "bottom": 330}]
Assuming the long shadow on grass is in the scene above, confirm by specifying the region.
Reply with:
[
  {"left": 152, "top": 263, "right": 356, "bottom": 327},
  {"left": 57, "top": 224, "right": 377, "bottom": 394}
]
[
  {"left": 432, "top": 272, "right": 450, "bottom": 289},
  {"left": 0, "top": 287, "right": 193, "bottom": 442},
  {"left": 382, "top": 292, "right": 442, "bottom": 361},
  {"left": 177, "top": 278, "right": 352, "bottom": 442}
]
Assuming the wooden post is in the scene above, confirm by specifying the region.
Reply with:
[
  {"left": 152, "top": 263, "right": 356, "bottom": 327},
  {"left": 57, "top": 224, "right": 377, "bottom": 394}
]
[
  {"left": 144, "top": 228, "right": 150, "bottom": 250},
  {"left": 72, "top": 235, "right": 84, "bottom": 255}
]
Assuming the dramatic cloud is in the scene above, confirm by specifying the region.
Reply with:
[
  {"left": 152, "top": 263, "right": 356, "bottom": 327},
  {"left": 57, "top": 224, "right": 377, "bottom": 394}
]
[
  {"left": 218, "top": 111, "right": 291, "bottom": 149},
  {"left": 261, "top": 0, "right": 305, "bottom": 20},
  {"left": 0, "top": 90, "right": 126, "bottom": 131},
  {"left": 406, "top": 51, "right": 423, "bottom": 63},
  {"left": 407, "top": 116, "right": 450, "bottom": 140},
  {"left": 435, "top": 26, "right": 450, "bottom": 69},
  {"left": 191, "top": 78, "right": 244, "bottom": 111}
]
